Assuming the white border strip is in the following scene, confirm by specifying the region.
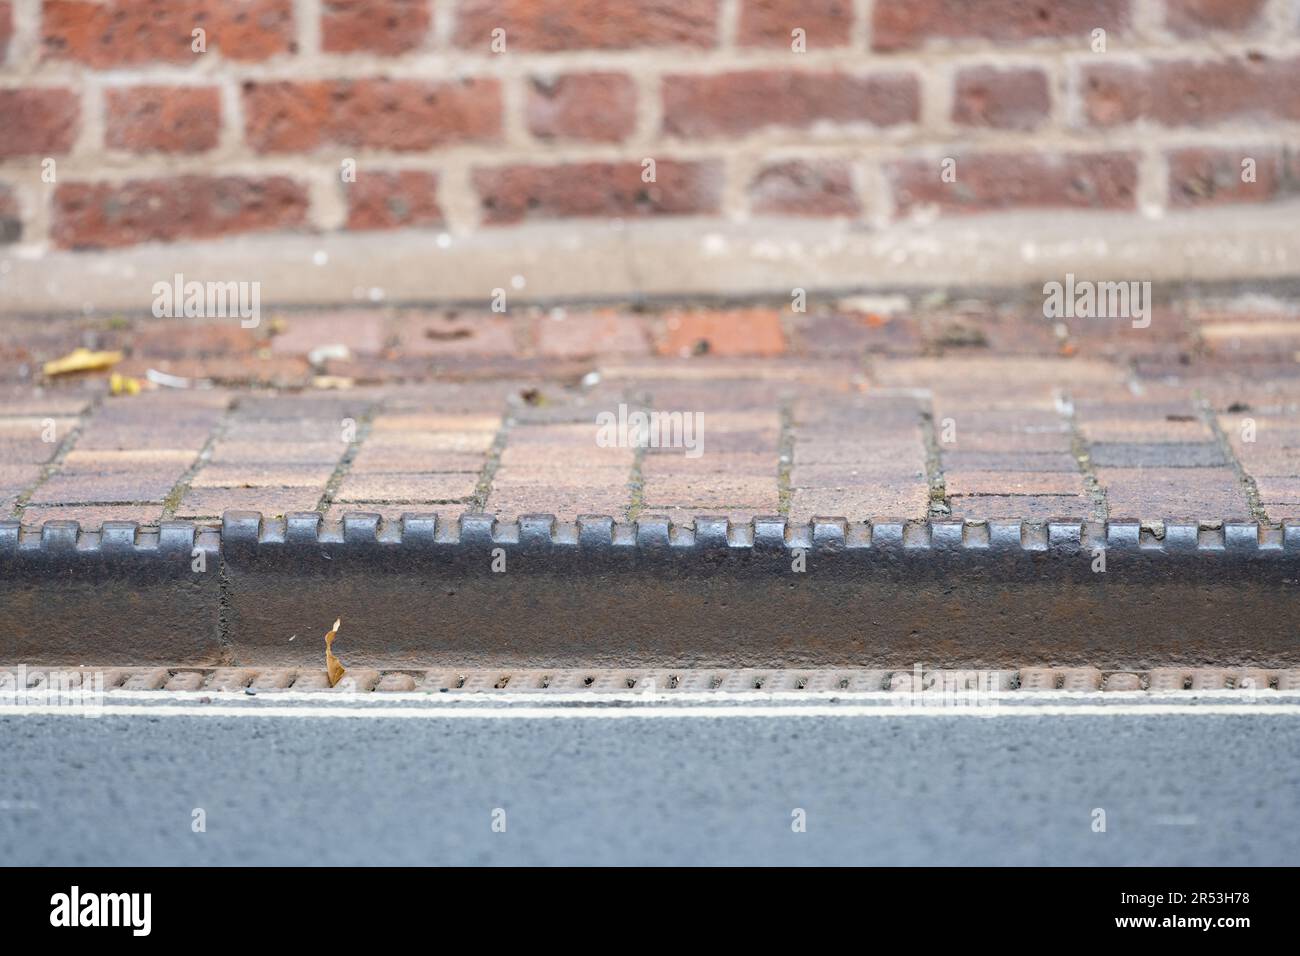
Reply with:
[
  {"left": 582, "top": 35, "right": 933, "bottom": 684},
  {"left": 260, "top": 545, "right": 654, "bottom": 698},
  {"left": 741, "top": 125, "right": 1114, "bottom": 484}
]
[{"left": 3, "top": 703, "right": 1300, "bottom": 719}]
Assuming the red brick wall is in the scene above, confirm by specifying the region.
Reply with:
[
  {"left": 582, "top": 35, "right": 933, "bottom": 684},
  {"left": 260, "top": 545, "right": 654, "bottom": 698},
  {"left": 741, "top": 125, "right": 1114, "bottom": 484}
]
[{"left": 0, "top": 0, "right": 1296, "bottom": 251}]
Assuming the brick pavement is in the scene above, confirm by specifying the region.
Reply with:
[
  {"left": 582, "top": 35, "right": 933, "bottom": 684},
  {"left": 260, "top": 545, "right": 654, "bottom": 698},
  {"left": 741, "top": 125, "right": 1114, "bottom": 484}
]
[{"left": 3, "top": 302, "right": 1298, "bottom": 529}]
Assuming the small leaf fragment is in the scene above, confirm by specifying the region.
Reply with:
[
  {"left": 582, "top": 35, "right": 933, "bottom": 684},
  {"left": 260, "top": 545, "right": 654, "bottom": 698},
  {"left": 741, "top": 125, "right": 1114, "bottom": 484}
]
[
  {"left": 324, "top": 618, "right": 346, "bottom": 687},
  {"left": 43, "top": 348, "right": 124, "bottom": 377}
]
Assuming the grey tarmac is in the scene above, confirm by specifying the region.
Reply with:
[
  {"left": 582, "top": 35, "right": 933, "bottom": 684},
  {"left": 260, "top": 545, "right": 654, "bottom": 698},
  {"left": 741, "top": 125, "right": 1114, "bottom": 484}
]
[{"left": 1, "top": 693, "right": 1297, "bottom": 866}]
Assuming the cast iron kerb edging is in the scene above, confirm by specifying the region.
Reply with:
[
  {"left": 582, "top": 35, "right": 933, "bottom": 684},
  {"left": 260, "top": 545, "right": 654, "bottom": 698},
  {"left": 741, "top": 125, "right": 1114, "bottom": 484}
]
[{"left": 2, "top": 512, "right": 1299, "bottom": 668}]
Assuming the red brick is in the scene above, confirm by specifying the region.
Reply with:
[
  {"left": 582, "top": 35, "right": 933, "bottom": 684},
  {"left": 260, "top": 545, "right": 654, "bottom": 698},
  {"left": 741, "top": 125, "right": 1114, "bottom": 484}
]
[
  {"left": 454, "top": 0, "right": 719, "bottom": 51},
  {"left": 872, "top": 0, "right": 1130, "bottom": 51},
  {"left": 175, "top": 487, "right": 322, "bottom": 518},
  {"left": 1164, "top": 0, "right": 1268, "bottom": 35},
  {"left": 948, "top": 494, "right": 1091, "bottom": 519},
  {"left": 21, "top": 504, "right": 166, "bottom": 527},
  {"left": 42, "top": 0, "right": 295, "bottom": 66},
  {"left": 663, "top": 71, "right": 918, "bottom": 137},
  {"left": 335, "top": 472, "right": 479, "bottom": 502},
  {"left": 0, "top": 184, "right": 18, "bottom": 244},
  {"left": 737, "top": 0, "right": 853, "bottom": 48},
  {"left": 1167, "top": 147, "right": 1295, "bottom": 207},
  {"left": 1082, "top": 57, "right": 1300, "bottom": 128},
  {"left": 0, "top": 2, "right": 11, "bottom": 65},
  {"left": 953, "top": 67, "right": 1051, "bottom": 130},
  {"left": 52, "top": 175, "right": 308, "bottom": 250},
  {"left": 322, "top": 0, "right": 431, "bottom": 54},
  {"left": 888, "top": 152, "right": 1137, "bottom": 216},
  {"left": 105, "top": 86, "right": 221, "bottom": 154},
  {"left": 474, "top": 160, "right": 721, "bottom": 225},
  {"left": 527, "top": 73, "right": 636, "bottom": 143},
  {"left": 536, "top": 312, "right": 648, "bottom": 358},
  {"left": 748, "top": 160, "right": 860, "bottom": 216},
  {"left": 657, "top": 309, "right": 786, "bottom": 358},
  {"left": 243, "top": 78, "right": 501, "bottom": 153},
  {"left": 346, "top": 170, "right": 444, "bottom": 231},
  {"left": 0, "top": 89, "right": 79, "bottom": 158}
]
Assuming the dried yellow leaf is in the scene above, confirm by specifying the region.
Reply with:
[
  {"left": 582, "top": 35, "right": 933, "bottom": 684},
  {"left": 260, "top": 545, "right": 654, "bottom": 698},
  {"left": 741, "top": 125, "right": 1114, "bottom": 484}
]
[
  {"left": 43, "top": 347, "right": 123, "bottom": 377},
  {"left": 324, "top": 618, "right": 346, "bottom": 687}
]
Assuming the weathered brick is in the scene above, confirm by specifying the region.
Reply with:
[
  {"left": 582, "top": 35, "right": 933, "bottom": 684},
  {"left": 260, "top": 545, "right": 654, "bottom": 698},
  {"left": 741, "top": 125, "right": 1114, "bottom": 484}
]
[
  {"left": 1164, "top": 0, "right": 1268, "bottom": 36},
  {"left": 748, "top": 160, "right": 860, "bottom": 216},
  {"left": 345, "top": 170, "right": 444, "bottom": 231},
  {"left": 322, "top": 0, "right": 431, "bottom": 54},
  {"left": 42, "top": 0, "right": 295, "bottom": 65},
  {"left": 737, "top": 0, "right": 853, "bottom": 48},
  {"left": 454, "top": 0, "right": 719, "bottom": 51},
  {"left": 0, "top": 183, "right": 19, "bottom": 244},
  {"left": 52, "top": 176, "right": 308, "bottom": 250},
  {"left": 662, "top": 71, "right": 918, "bottom": 138},
  {"left": 952, "top": 66, "right": 1050, "bottom": 130},
  {"left": 657, "top": 309, "right": 786, "bottom": 358},
  {"left": 872, "top": 0, "right": 1130, "bottom": 50},
  {"left": 20, "top": 504, "right": 165, "bottom": 527},
  {"left": 335, "top": 472, "right": 479, "bottom": 502},
  {"left": 948, "top": 494, "right": 1091, "bottom": 519},
  {"left": 789, "top": 487, "right": 928, "bottom": 520},
  {"left": 888, "top": 152, "right": 1137, "bottom": 215},
  {"left": 389, "top": 314, "right": 516, "bottom": 355},
  {"left": 1089, "top": 442, "right": 1226, "bottom": 468},
  {"left": 106, "top": 86, "right": 221, "bottom": 154},
  {"left": 0, "top": 89, "right": 80, "bottom": 158},
  {"left": 1082, "top": 57, "right": 1300, "bottom": 127},
  {"left": 944, "top": 472, "right": 1083, "bottom": 496},
  {"left": 474, "top": 160, "right": 721, "bottom": 225},
  {"left": 536, "top": 312, "right": 648, "bottom": 357},
  {"left": 243, "top": 79, "right": 502, "bottom": 153},
  {"left": 1167, "top": 147, "right": 1295, "bottom": 207},
  {"left": 1097, "top": 467, "right": 1249, "bottom": 519},
  {"left": 175, "top": 486, "right": 322, "bottom": 518},
  {"left": 527, "top": 73, "right": 636, "bottom": 143}
]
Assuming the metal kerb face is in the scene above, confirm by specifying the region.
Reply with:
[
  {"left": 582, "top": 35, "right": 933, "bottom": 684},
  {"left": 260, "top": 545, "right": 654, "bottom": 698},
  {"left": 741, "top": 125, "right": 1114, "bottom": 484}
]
[{"left": 1, "top": 512, "right": 1297, "bottom": 670}]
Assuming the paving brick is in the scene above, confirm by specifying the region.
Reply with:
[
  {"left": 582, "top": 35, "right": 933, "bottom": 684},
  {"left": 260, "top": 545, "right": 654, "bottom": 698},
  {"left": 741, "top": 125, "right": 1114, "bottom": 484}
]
[
  {"left": 535, "top": 312, "right": 649, "bottom": 358},
  {"left": 335, "top": 472, "right": 479, "bottom": 502},
  {"left": 944, "top": 472, "right": 1084, "bottom": 496},
  {"left": 176, "top": 487, "right": 322, "bottom": 517},
  {"left": 390, "top": 314, "right": 516, "bottom": 356},
  {"left": 641, "top": 475, "right": 778, "bottom": 507},
  {"left": 948, "top": 495, "right": 1092, "bottom": 519},
  {"left": 789, "top": 487, "right": 929, "bottom": 520},
  {"left": 939, "top": 451, "right": 1079, "bottom": 473},
  {"left": 19, "top": 504, "right": 165, "bottom": 526},
  {"left": 486, "top": 490, "right": 629, "bottom": 519},
  {"left": 1088, "top": 442, "right": 1227, "bottom": 468},
  {"left": 189, "top": 463, "right": 336, "bottom": 488},
  {"left": 29, "top": 470, "right": 178, "bottom": 504},
  {"left": 656, "top": 309, "right": 786, "bottom": 358},
  {"left": 1096, "top": 467, "right": 1249, "bottom": 519}
]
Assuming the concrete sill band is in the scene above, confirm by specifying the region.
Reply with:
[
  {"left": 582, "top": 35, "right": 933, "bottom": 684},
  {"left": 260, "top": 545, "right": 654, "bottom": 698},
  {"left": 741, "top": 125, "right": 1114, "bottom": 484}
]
[{"left": 2, "top": 511, "right": 1298, "bottom": 670}]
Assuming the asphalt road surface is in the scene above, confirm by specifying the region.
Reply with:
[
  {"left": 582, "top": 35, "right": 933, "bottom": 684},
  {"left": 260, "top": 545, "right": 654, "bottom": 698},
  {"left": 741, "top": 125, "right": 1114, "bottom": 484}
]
[{"left": 2, "top": 693, "right": 1297, "bottom": 866}]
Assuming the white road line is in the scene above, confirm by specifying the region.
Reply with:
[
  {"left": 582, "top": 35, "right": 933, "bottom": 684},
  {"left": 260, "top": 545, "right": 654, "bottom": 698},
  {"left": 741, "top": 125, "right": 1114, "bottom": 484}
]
[
  {"left": 74, "top": 688, "right": 1300, "bottom": 705},
  {"left": 1, "top": 703, "right": 1299, "bottom": 719}
]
